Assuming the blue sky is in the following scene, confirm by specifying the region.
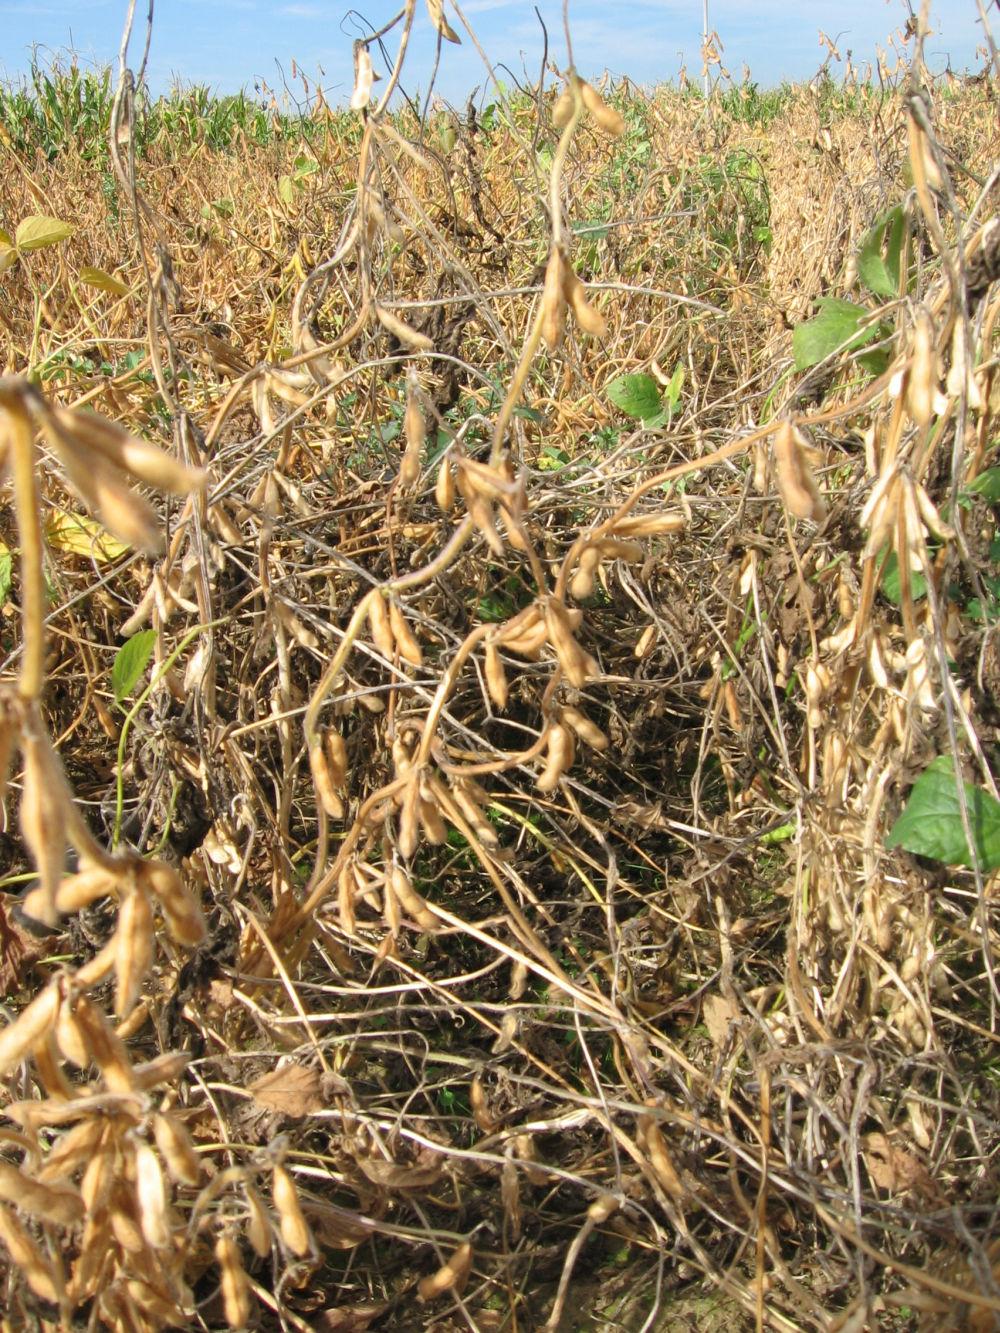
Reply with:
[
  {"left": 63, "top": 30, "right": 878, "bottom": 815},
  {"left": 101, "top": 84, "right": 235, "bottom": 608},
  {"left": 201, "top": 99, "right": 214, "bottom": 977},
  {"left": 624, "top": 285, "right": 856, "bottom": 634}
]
[{"left": 0, "top": 2, "right": 988, "bottom": 104}]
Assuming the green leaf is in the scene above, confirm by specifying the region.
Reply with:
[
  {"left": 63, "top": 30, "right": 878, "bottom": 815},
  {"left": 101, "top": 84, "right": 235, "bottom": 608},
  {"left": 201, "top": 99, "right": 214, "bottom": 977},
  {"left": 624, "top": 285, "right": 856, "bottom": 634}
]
[
  {"left": 886, "top": 756, "right": 1000, "bottom": 871},
  {"left": 79, "top": 265, "right": 129, "bottom": 296},
  {"left": 881, "top": 550, "right": 927, "bottom": 605},
  {"left": 663, "top": 363, "right": 685, "bottom": 408},
  {"left": 858, "top": 204, "right": 904, "bottom": 298},
  {"left": 0, "top": 550, "right": 11, "bottom": 609},
  {"left": 0, "top": 229, "right": 17, "bottom": 275},
  {"left": 278, "top": 175, "right": 295, "bottom": 206},
  {"left": 112, "top": 629, "right": 156, "bottom": 704},
  {"left": 606, "top": 373, "right": 663, "bottom": 423},
  {"left": 15, "top": 215, "right": 75, "bottom": 251},
  {"left": 966, "top": 467, "right": 1000, "bottom": 502},
  {"left": 792, "top": 298, "right": 879, "bottom": 371}
]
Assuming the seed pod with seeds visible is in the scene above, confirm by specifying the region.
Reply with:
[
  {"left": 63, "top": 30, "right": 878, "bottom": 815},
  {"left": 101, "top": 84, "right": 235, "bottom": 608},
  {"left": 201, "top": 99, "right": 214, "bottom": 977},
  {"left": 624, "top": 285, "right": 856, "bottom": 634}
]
[
  {"left": 597, "top": 538, "right": 646, "bottom": 563},
  {"left": 544, "top": 600, "right": 599, "bottom": 687},
  {"left": 52, "top": 865, "right": 119, "bottom": 914},
  {"left": 638, "top": 1116, "right": 686, "bottom": 1200},
  {"left": 552, "top": 84, "right": 575, "bottom": 129},
  {"left": 154, "top": 1113, "right": 201, "bottom": 1186},
  {"left": 580, "top": 81, "right": 625, "bottom": 135},
  {"left": 50, "top": 406, "right": 204, "bottom": 497},
  {"left": 272, "top": 1165, "right": 311, "bottom": 1256},
  {"left": 81, "top": 1136, "right": 113, "bottom": 1214},
  {"left": 427, "top": 0, "right": 461, "bottom": 43},
  {"left": 33, "top": 1033, "right": 74, "bottom": 1099},
  {"left": 126, "top": 1279, "right": 185, "bottom": 1328},
  {"left": 0, "top": 1161, "right": 83, "bottom": 1226},
  {"left": 376, "top": 305, "right": 434, "bottom": 353},
  {"left": 115, "top": 886, "right": 154, "bottom": 1020},
  {"left": 367, "top": 592, "right": 396, "bottom": 658},
  {"left": 560, "top": 706, "right": 609, "bottom": 751},
  {"left": 485, "top": 642, "right": 508, "bottom": 710},
  {"left": 57, "top": 443, "right": 164, "bottom": 553},
  {"left": 391, "top": 866, "right": 437, "bottom": 931},
  {"left": 18, "top": 730, "right": 69, "bottom": 927},
  {"left": 338, "top": 860, "right": 358, "bottom": 934},
  {"left": 109, "top": 1194, "right": 146, "bottom": 1253},
  {"left": 418, "top": 1241, "right": 473, "bottom": 1302},
  {"left": 570, "top": 545, "right": 601, "bottom": 600},
  {"left": 541, "top": 246, "right": 568, "bottom": 351},
  {"left": 449, "top": 780, "right": 499, "bottom": 848},
  {"left": 635, "top": 624, "right": 657, "bottom": 659},
  {"left": 350, "top": 44, "right": 376, "bottom": 111},
  {"left": 470, "top": 1076, "right": 496, "bottom": 1133},
  {"left": 216, "top": 1233, "right": 252, "bottom": 1329},
  {"left": 389, "top": 601, "right": 423, "bottom": 666},
  {"left": 134, "top": 1142, "right": 170, "bottom": 1249},
  {"left": 435, "top": 455, "right": 456, "bottom": 512},
  {"left": 500, "top": 618, "right": 549, "bottom": 659},
  {"left": 39, "top": 1118, "right": 105, "bottom": 1184},
  {"left": 141, "top": 860, "right": 206, "bottom": 946},
  {"left": 244, "top": 1184, "right": 272, "bottom": 1258},
  {"left": 418, "top": 791, "right": 448, "bottom": 845},
  {"left": 310, "top": 739, "right": 345, "bottom": 820},
  {"left": 400, "top": 381, "right": 425, "bottom": 488},
  {"left": 133, "top": 1050, "right": 191, "bottom": 1091},
  {"left": 536, "top": 724, "right": 575, "bottom": 793},
  {"left": 501, "top": 1155, "right": 521, "bottom": 1238},
  {"left": 774, "top": 420, "right": 826, "bottom": 521},
  {"left": 54, "top": 993, "right": 90, "bottom": 1067},
  {"left": 398, "top": 772, "right": 421, "bottom": 861},
  {"left": 906, "top": 308, "right": 937, "bottom": 427},
  {"left": 610, "top": 511, "right": 686, "bottom": 538},
  {"left": 73, "top": 993, "right": 135, "bottom": 1094},
  {"left": 563, "top": 267, "right": 607, "bottom": 338},
  {"left": 0, "top": 1204, "right": 59, "bottom": 1304},
  {"left": 0, "top": 981, "right": 60, "bottom": 1078}
]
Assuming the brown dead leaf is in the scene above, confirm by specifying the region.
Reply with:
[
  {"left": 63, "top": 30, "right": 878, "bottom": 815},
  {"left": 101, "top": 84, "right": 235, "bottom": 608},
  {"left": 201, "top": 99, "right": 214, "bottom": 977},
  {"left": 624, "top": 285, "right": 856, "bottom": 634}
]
[
  {"left": 864, "top": 1133, "right": 939, "bottom": 1200},
  {"left": 702, "top": 993, "right": 740, "bottom": 1049},
  {"left": 355, "top": 1149, "right": 443, "bottom": 1191},
  {"left": 314, "top": 1306, "right": 387, "bottom": 1332},
  {"left": 0, "top": 896, "right": 56, "bottom": 998},
  {"left": 248, "top": 1062, "right": 323, "bottom": 1118}
]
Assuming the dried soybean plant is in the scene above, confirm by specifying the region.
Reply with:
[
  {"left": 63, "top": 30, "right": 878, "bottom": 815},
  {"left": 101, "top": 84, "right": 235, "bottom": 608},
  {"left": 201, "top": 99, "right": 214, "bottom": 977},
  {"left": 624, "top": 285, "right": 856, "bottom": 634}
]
[{"left": 0, "top": 0, "right": 998, "bottom": 1329}]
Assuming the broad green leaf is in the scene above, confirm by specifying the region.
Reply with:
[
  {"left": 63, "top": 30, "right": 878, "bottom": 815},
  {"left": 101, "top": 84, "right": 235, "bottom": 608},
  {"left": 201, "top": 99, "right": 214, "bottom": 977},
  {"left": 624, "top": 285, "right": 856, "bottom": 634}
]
[
  {"left": 79, "top": 265, "right": 129, "bottom": 296},
  {"left": 46, "top": 509, "right": 128, "bottom": 562},
  {"left": 112, "top": 629, "right": 156, "bottom": 704},
  {"left": 880, "top": 550, "right": 927, "bottom": 605},
  {"left": 0, "top": 228, "right": 16, "bottom": 275},
  {"left": 792, "top": 297, "right": 879, "bottom": 371},
  {"left": 966, "top": 467, "right": 1000, "bottom": 502},
  {"left": 886, "top": 755, "right": 1000, "bottom": 871},
  {"left": 15, "top": 215, "right": 75, "bottom": 251},
  {"left": 571, "top": 219, "right": 609, "bottom": 242},
  {"left": 858, "top": 204, "right": 905, "bottom": 299},
  {"left": 606, "top": 373, "right": 663, "bottom": 423},
  {"left": 0, "top": 550, "right": 11, "bottom": 609}
]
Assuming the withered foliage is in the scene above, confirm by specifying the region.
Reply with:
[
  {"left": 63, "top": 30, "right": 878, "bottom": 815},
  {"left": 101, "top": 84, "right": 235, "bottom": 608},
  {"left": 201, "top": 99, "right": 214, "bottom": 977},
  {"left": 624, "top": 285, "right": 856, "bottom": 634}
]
[{"left": 0, "top": 3, "right": 998, "bottom": 1330}]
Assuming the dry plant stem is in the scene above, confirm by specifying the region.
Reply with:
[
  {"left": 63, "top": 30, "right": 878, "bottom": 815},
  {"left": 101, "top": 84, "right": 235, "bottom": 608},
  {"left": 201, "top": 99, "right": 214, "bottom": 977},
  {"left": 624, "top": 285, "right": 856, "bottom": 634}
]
[
  {"left": 2, "top": 394, "right": 45, "bottom": 700},
  {"left": 489, "top": 85, "right": 582, "bottom": 466}
]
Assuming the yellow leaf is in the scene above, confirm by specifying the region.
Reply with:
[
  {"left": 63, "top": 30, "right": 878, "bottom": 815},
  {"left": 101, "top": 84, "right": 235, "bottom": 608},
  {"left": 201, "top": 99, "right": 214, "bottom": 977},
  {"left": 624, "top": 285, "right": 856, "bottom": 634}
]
[
  {"left": 15, "top": 215, "right": 74, "bottom": 251},
  {"left": 46, "top": 509, "right": 127, "bottom": 562},
  {"left": 0, "top": 229, "right": 17, "bottom": 275},
  {"left": 79, "top": 266, "right": 129, "bottom": 296}
]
